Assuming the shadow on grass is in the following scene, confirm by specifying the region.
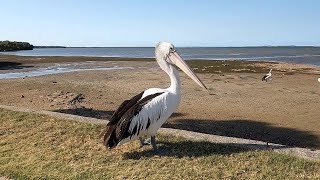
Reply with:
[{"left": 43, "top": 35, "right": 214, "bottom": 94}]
[
  {"left": 0, "top": 62, "right": 33, "bottom": 70},
  {"left": 53, "top": 107, "right": 185, "bottom": 120},
  {"left": 54, "top": 107, "right": 114, "bottom": 120},
  {"left": 123, "top": 140, "right": 249, "bottom": 159},
  {"left": 163, "top": 119, "right": 320, "bottom": 149},
  {"left": 53, "top": 108, "right": 319, "bottom": 149}
]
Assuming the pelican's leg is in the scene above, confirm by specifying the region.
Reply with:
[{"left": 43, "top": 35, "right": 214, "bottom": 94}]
[
  {"left": 151, "top": 136, "right": 158, "bottom": 153},
  {"left": 139, "top": 137, "right": 144, "bottom": 147},
  {"left": 150, "top": 136, "right": 167, "bottom": 154}
]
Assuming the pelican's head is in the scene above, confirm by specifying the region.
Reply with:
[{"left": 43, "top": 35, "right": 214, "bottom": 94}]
[{"left": 155, "top": 42, "right": 207, "bottom": 89}]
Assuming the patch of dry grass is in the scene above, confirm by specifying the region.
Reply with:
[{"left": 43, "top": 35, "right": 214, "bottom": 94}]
[{"left": 0, "top": 108, "right": 319, "bottom": 179}]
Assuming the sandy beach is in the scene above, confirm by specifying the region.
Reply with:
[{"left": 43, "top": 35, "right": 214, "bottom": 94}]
[{"left": 1, "top": 55, "right": 320, "bottom": 149}]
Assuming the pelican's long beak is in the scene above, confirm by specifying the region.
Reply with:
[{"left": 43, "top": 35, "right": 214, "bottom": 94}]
[{"left": 168, "top": 51, "right": 207, "bottom": 89}]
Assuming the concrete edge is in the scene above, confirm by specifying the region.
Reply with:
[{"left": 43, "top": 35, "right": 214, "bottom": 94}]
[{"left": 0, "top": 104, "right": 319, "bottom": 161}]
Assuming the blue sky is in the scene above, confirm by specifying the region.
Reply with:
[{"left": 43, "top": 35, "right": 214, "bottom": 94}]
[{"left": 0, "top": 0, "right": 319, "bottom": 47}]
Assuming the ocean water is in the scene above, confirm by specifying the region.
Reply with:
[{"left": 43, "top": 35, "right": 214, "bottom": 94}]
[
  {"left": 0, "top": 61, "right": 133, "bottom": 79},
  {"left": 1, "top": 47, "right": 320, "bottom": 66}
]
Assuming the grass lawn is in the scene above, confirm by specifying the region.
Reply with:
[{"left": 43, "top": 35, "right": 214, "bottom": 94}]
[{"left": 0, "top": 108, "right": 319, "bottom": 179}]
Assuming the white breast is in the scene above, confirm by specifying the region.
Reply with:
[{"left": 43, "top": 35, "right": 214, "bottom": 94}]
[{"left": 118, "top": 88, "right": 180, "bottom": 145}]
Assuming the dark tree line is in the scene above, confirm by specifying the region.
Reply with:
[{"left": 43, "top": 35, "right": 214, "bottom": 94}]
[{"left": 0, "top": 41, "right": 33, "bottom": 51}]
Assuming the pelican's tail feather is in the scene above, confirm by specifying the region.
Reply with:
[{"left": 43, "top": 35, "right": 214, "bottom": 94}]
[{"left": 100, "top": 125, "right": 119, "bottom": 149}]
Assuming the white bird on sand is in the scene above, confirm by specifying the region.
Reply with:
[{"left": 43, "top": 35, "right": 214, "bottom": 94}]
[
  {"left": 262, "top": 69, "right": 272, "bottom": 82},
  {"left": 101, "top": 42, "right": 207, "bottom": 153},
  {"left": 318, "top": 78, "right": 320, "bottom": 83}
]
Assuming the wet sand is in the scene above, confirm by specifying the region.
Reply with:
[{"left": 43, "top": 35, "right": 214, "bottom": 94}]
[{"left": 1, "top": 55, "right": 320, "bottom": 149}]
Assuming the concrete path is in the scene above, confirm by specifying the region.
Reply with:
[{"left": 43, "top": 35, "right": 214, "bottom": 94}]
[{"left": 1, "top": 104, "right": 319, "bottom": 161}]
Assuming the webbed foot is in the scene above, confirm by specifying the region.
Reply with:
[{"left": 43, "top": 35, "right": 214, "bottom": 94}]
[{"left": 139, "top": 137, "right": 151, "bottom": 147}]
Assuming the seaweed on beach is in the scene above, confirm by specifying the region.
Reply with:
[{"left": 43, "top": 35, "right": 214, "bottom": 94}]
[{"left": 187, "top": 60, "right": 276, "bottom": 74}]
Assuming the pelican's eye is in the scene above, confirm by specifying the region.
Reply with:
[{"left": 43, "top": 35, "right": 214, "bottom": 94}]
[{"left": 169, "top": 47, "right": 175, "bottom": 53}]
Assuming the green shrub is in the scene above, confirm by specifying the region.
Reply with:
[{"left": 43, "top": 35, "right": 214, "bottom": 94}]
[{"left": 0, "top": 40, "right": 33, "bottom": 51}]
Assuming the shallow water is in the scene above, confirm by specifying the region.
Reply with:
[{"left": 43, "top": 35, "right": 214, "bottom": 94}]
[
  {"left": 1, "top": 47, "right": 320, "bottom": 66},
  {"left": 0, "top": 61, "right": 132, "bottom": 79}
]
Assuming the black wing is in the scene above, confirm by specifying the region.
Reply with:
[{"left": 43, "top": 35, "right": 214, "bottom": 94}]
[
  {"left": 108, "top": 91, "right": 144, "bottom": 126},
  {"left": 102, "top": 91, "right": 164, "bottom": 149}
]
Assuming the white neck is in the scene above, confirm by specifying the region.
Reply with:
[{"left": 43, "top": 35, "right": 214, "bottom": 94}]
[
  {"left": 156, "top": 55, "right": 181, "bottom": 94},
  {"left": 167, "top": 65, "right": 181, "bottom": 94}
]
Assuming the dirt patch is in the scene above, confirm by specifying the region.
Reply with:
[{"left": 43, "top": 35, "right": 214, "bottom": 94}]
[
  {"left": 46, "top": 91, "right": 85, "bottom": 107},
  {"left": 249, "top": 62, "right": 320, "bottom": 75}
]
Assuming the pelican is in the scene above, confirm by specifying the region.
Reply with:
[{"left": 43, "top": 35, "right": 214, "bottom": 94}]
[
  {"left": 101, "top": 42, "right": 207, "bottom": 153},
  {"left": 262, "top": 69, "right": 272, "bottom": 82}
]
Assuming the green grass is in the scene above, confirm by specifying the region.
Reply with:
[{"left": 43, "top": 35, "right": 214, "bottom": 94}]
[{"left": 0, "top": 108, "right": 319, "bottom": 179}]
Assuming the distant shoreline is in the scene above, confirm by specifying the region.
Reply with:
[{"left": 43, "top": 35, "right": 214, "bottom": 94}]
[
  {"left": 35, "top": 46, "right": 320, "bottom": 48},
  {"left": 34, "top": 46, "right": 66, "bottom": 48}
]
